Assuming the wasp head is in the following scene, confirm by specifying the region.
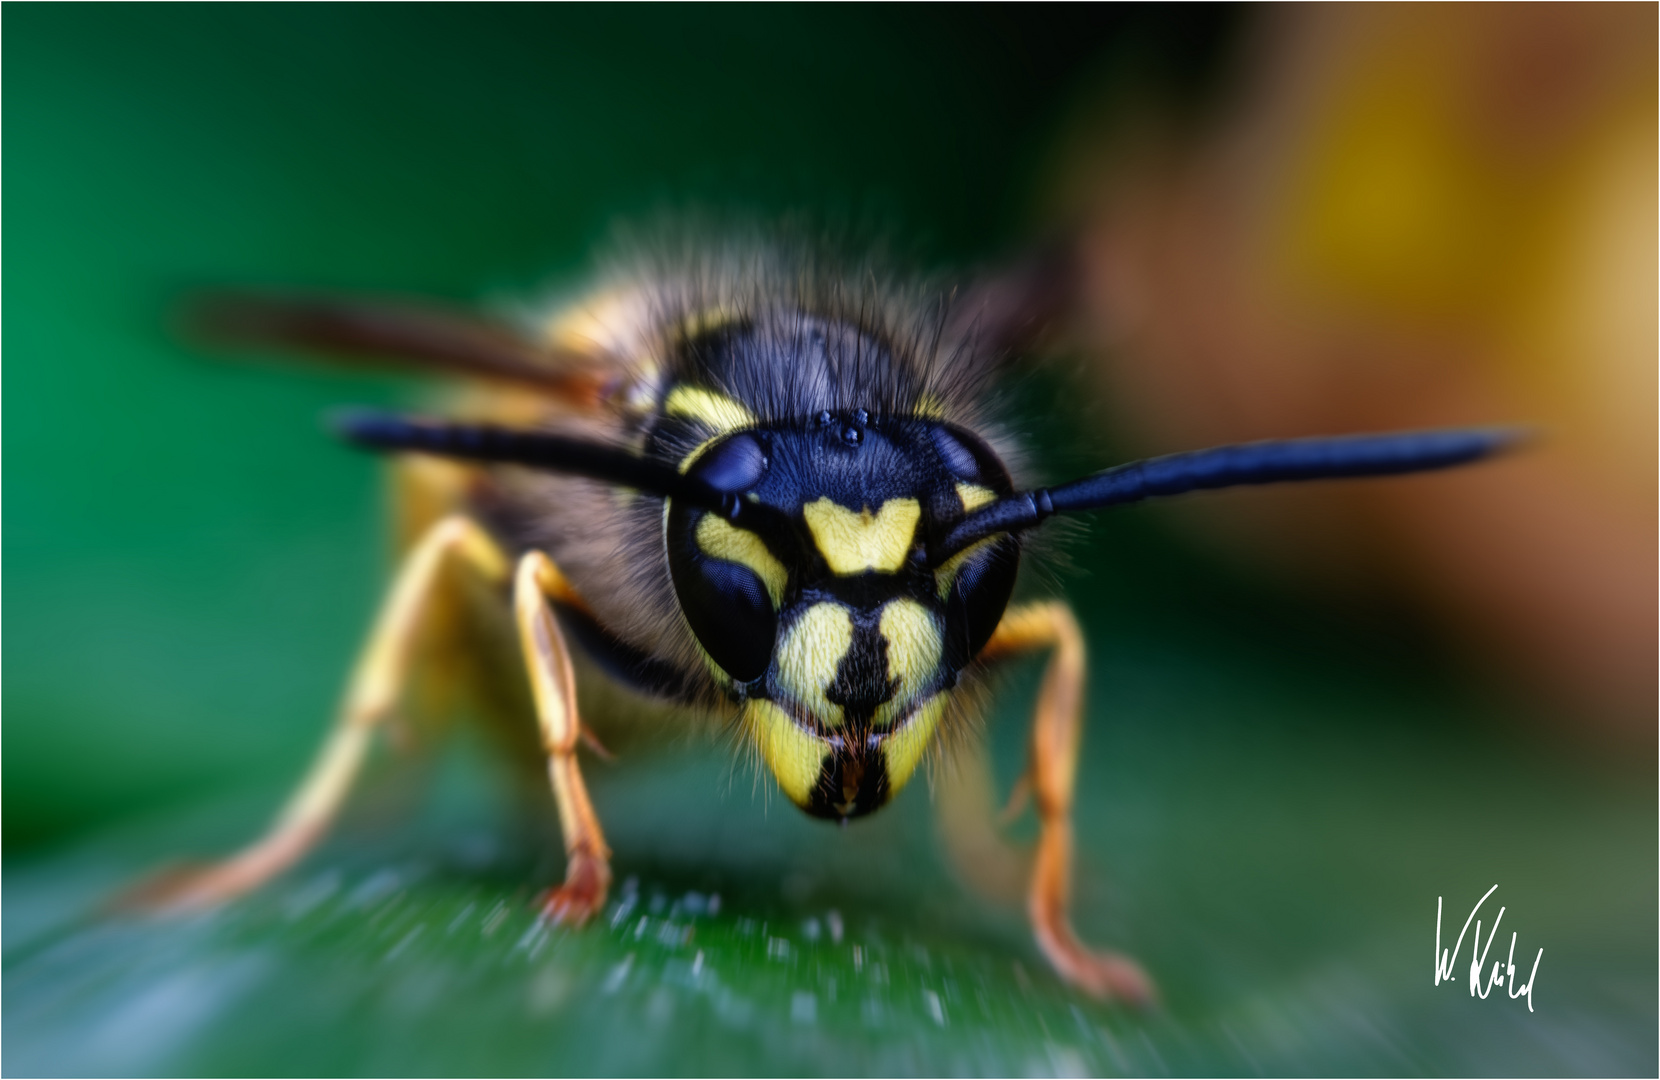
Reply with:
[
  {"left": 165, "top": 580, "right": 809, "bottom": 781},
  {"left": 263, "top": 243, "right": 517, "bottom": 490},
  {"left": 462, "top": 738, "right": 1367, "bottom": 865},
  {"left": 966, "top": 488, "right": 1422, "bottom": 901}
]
[{"left": 666, "top": 409, "right": 1019, "bottom": 821}]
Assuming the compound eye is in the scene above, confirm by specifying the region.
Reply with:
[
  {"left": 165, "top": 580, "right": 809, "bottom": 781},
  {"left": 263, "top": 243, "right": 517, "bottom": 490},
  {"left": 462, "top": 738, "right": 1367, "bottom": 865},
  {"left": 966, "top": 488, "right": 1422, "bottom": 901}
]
[
  {"left": 676, "top": 555, "right": 777, "bottom": 682},
  {"left": 666, "top": 504, "right": 781, "bottom": 684},
  {"left": 943, "top": 537, "right": 1019, "bottom": 669}
]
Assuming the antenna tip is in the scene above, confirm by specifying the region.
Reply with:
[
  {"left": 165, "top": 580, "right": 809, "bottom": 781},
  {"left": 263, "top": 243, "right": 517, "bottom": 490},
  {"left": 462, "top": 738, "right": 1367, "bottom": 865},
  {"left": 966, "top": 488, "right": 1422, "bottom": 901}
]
[
  {"left": 1484, "top": 426, "right": 1539, "bottom": 453},
  {"left": 1451, "top": 425, "right": 1538, "bottom": 463},
  {"left": 325, "top": 407, "right": 404, "bottom": 448}
]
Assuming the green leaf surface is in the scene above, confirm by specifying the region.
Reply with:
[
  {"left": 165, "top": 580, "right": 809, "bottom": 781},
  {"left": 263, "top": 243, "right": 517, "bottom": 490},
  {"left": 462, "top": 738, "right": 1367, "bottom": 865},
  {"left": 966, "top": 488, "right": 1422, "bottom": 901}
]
[{"left": 8, "top": 640, "right": 1654, "bottom": 1076}]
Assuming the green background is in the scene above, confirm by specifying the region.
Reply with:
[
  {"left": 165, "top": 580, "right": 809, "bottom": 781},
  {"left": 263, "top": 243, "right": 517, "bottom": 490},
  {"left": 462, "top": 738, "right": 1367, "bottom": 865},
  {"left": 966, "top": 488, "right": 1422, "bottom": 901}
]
[{"left": 7, "top": 8, "right": 1653, "bottom": 1076}]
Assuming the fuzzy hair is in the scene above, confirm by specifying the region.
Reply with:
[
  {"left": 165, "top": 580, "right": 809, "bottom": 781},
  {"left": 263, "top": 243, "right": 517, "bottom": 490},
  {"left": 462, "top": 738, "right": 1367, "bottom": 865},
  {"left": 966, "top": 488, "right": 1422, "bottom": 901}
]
[{"left": 462, "top": 228, "right": 1040, "bottom": 730}]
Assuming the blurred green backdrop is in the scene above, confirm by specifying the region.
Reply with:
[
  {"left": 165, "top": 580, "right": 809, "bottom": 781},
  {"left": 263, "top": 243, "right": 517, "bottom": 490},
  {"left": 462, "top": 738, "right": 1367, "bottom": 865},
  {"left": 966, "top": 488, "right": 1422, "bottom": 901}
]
[{"left": 6, "top": 7, "right": 1653, "bottom": 1076}]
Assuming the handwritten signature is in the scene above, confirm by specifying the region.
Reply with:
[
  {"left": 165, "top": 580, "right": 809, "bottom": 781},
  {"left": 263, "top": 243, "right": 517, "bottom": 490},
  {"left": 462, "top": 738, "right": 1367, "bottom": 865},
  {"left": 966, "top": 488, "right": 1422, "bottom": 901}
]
[{"left": 1434, "top": 884, "right": 1541, "bottom": 1011}]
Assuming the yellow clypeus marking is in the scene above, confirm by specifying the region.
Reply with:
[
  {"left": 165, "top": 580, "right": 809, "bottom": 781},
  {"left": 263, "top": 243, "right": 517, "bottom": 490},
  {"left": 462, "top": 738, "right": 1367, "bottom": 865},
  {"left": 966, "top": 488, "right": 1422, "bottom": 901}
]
[
  {"left": 881, "top": 694, "right": 947, "bottom": 796},
  {"left": 874, "top": 599, "right": 942, "bottom": 729},
  {"left": 748, "top": 699, "right": 828, "bottom": 807},
  {"left": 956, "top": 483, "right": 997, "bottom": 512},
  {"left": 775, "top": 603, "right": 854, "bottom": 727},
  {"left": 802, "top": 498, "right": 921, "bottom": 575},
  {"left": 665, "top": 385, "right": 755, "bottom": 435},
  {"left": 694, "top": 515, "right": 787, "bottom": 606}
]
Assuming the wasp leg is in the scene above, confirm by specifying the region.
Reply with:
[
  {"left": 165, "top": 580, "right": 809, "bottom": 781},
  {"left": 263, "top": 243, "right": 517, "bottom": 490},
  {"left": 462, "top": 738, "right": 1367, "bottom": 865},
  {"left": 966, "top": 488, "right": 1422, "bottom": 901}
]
[
  {"left": 124, "top": 515, "right": 510, "bottom": 910},
  {"left": 981, "top": 601, "right": 1155, "bottom": 1004},
  {"left": 934, "top": 737, "right": 1029, "bottom": 907},
  {"left": 512, "top": 551, "right": 612, "bottom": 924}
]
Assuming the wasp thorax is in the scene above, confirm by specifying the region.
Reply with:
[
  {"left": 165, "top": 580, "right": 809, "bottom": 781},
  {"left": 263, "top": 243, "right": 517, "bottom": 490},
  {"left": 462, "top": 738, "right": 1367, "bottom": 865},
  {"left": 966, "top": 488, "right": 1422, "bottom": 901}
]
[{"left": 663, "top": 406, "right": 1021, "bottom": 821}]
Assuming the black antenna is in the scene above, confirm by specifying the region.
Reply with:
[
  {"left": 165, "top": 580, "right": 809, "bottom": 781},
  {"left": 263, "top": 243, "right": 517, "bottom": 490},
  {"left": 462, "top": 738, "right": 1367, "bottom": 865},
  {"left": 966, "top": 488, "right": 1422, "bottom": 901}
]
[
  {"left": 333, "top": 410, "right": 746, "bottom": 521},
  {"left": 933, "top": 427, "right": 1523, "bottom": 564}
]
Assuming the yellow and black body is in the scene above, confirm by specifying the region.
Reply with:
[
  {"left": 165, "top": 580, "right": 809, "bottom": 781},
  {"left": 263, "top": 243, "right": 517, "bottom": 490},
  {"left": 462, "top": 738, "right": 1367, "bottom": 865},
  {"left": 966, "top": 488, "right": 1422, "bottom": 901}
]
[
  {"left": 662, "top": 405, "right": 1019, "bottom": 819},
  {"left": 139, "top": 238, "right": 1515, "bottom": 1003}
]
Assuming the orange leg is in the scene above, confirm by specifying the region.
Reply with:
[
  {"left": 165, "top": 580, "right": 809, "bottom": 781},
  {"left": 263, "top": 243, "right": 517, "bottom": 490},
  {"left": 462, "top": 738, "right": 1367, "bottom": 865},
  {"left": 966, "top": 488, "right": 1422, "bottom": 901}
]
[
  {"left": 123, "top": 514, "right": 612, "bottom": 922},
  {"left": 124, "top": 515, "right": 510, "bottom": 910},
  {"left": 512, "top": 551, "right": 611, "bottom": 922},
  {"left": 981, "top": 601, "right": 1154, "bottom": 1004}
]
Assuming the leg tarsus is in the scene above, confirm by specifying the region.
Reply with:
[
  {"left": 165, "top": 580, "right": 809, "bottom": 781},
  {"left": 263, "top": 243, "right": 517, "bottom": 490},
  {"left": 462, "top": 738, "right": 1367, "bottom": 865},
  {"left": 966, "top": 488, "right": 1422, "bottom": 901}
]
[
  {"left": 112, "top": 820, "right": 325, "bottom": 914},
  {"left": 1030, "top": 819, "right": 1156, "bottom": 1005},
  {"left": 515, "top": 552, "right": 615, "bottom": 926},
  {"left": 1033, "top": 921, "right": 1156, "bottom": 1005},
  {"left": 983, "top": 599, "right": 1157, "bottom": 1005},
  {"left": 122, "top": 516, "right": 507, "bottom": 913},
  {"left": 537, "top": 842, "right": 613, "bottom": 925}
]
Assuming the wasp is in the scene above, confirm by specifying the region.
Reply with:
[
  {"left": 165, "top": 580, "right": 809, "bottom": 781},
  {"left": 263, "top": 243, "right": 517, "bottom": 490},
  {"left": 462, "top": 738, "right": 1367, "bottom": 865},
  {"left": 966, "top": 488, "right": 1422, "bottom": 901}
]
[{"left": 137, "top": 236, "right": 1511, "bottom": 1003}]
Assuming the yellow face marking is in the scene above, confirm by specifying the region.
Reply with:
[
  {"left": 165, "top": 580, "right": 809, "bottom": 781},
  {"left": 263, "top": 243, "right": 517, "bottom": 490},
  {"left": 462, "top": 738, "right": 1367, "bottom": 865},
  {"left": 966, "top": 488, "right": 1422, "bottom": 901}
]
[
  {"left": 956, "top": 483, "right": 997, "bottom": 512},
  {"left": 665, "top": 385, "right": 756, "bottom": 435},
  {"left": 881, "top": 693, "right": 947, "bottom": 796},
  {"left": 776, "top": 603, "right": 854, "bottom": 727},
  {"left": 747, "top": 699, "right": 828, "bottom": 807},
  {"left": 694, "top": 515, "right": 787, "bottom": 606},
  {"left": 873, "top": 599, "right": 942, "bottom": 729},
  {"left": 933, "top": 486, "right": 1002, "bottom": 595},
  {"left": 802, "top": 498, "right": 922, "bottom": 575}
]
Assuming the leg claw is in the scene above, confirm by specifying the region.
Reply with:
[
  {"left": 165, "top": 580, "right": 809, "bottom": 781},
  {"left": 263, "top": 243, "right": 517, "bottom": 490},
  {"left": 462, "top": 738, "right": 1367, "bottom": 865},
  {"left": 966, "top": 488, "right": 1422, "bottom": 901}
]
[
  {"left": 1066, "top": 948, "right": 1157, "bottom": 1006},
  {"left": 1037, "top": 921, "right": 1158, "bottom": 1005},
  {"left": 537, "top": 853, "right": 610, "bottom": 925},
  {"left": 106, "top": 864, "right": 221, "bottom": 915}
]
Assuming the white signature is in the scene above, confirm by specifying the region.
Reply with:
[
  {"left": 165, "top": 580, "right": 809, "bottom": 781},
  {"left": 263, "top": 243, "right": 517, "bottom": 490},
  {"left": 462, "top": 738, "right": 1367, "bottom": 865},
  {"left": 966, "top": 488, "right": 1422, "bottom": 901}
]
[{"left": 1434, "top": 884, "right": 1542, "bottom": 1011}]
